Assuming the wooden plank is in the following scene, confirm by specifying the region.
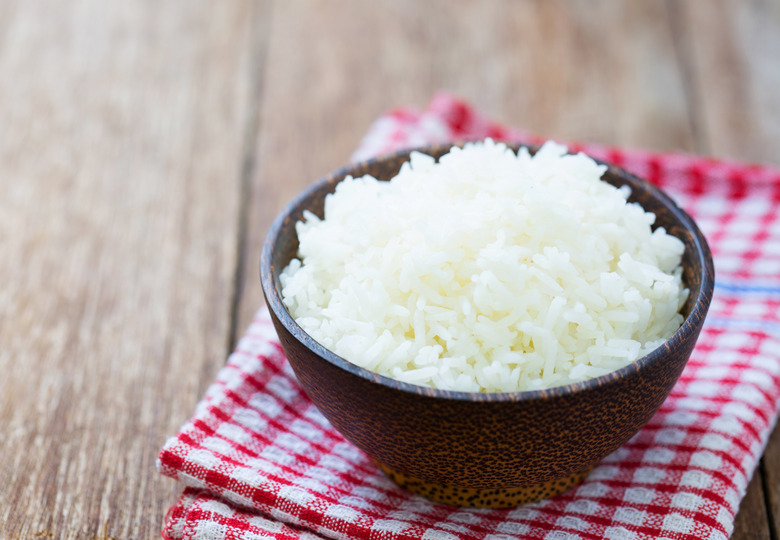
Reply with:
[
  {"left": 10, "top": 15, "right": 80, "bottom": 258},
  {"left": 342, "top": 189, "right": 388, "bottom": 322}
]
[
  {"left": 732, "top": 469, "right": 772, "bottom": 540},
  {"left": 0, "top": 1, "right": 264, "bottom": 538},
  {"left": 237, "top": 0, "right": 695, "bottom": 333},
  {"left": 763, "top": 428, "right": 780, "bottom": 540},
  {"left": 675, "top": 1, "right": 780, "bottom": 537},
  {"left": 676, "top": 0, "right": 780, "bottom": 165}
]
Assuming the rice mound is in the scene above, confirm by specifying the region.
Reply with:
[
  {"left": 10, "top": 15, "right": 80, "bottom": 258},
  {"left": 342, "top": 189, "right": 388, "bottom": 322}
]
[{"left": 280, "top": 139, "right": 688, "bottom": 392}]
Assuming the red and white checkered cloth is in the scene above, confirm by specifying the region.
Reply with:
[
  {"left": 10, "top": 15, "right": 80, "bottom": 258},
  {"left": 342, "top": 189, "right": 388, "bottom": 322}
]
[{"left": 158, "top": 93, "right": 780, "bottom": 540}]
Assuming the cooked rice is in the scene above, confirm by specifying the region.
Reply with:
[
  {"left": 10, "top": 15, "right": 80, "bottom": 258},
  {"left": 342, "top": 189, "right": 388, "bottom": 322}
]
[{"left": 280, "top": 139, "right": 687, "bottom": 392}]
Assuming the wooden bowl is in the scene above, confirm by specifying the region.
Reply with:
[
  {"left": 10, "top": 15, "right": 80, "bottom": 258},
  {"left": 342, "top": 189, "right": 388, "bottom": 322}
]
[{"left": 260, "top": 143, "right": 714, "bottom": 508}]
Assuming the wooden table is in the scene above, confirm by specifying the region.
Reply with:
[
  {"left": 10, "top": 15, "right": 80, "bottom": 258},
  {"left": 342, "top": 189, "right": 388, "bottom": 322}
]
[{"left": 1, "top": 1, "right": 777, "bottom": 538}]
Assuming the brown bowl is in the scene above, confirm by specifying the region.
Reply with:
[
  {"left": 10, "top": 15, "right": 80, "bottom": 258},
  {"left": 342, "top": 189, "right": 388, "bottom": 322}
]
[{"left": 260, "top": 143, "right": 714, "bottom": 508}]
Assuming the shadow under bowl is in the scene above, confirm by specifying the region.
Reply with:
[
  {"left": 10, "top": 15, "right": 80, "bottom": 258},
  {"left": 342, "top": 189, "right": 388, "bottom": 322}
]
[{"left": 260, "top": 143, "right": 715, "bottom": 508}]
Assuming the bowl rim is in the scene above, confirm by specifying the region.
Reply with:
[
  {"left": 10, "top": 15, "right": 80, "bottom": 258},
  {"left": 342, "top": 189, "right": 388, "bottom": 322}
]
[{"left": 260, "top": 141, "right": 715, "bottom": 402}]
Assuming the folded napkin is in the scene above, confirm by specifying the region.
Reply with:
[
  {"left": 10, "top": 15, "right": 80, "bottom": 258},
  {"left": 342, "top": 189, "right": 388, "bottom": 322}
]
[{"left": 158, "top": 93, "right": 780, "bottom": 540}]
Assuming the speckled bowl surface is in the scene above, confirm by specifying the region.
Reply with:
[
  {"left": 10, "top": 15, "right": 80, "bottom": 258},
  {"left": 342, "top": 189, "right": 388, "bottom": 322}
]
[{"left": 260, "top": 143, "right": 714, "bottom": 508}]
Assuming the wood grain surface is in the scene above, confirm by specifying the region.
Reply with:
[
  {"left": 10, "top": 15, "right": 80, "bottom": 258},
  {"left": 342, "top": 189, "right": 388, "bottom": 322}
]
[
  {"left": 0, "top": 1, "right": 777, "bottom": 538},
  {"left": 0, "top": 1, "right": 258, "bottom": 537}
]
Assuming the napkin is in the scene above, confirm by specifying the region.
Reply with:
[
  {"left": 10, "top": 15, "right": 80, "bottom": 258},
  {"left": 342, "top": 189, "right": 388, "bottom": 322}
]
[{"left": 158, "top": 93, "right": 780, "bottom": 540}]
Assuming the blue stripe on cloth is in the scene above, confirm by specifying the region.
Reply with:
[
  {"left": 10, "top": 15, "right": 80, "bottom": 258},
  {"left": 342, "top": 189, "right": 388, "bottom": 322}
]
[{"left": 715, "top": 281, "right": 780, "bottom": 296}]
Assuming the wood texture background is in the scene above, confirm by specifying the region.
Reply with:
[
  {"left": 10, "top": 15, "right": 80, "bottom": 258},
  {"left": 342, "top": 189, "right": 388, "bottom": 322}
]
[{"left": 0, "top": 1, "right": 777, "bottom": 538}]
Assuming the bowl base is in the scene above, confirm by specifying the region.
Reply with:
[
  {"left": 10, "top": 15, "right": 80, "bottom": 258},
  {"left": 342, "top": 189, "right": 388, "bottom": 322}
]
[{"left": 377, "top": 463, "right": 592, "bottom": 508}]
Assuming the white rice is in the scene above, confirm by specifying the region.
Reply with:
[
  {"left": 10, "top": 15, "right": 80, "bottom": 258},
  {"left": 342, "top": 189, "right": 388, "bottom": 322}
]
[{"left": 280, "top": 139, "right": 688, "bottom": 392}]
